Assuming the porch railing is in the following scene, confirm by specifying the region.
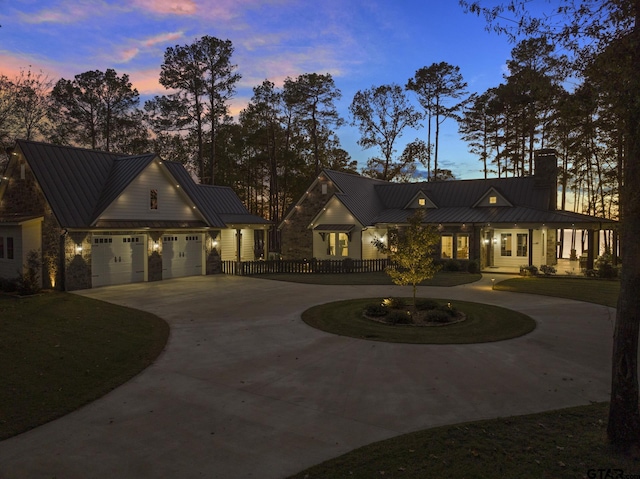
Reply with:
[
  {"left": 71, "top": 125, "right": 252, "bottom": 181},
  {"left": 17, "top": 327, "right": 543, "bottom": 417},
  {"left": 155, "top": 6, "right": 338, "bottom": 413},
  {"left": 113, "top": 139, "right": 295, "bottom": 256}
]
[{"left": 222, "top": 258, "right": 392, "bottom": 276}]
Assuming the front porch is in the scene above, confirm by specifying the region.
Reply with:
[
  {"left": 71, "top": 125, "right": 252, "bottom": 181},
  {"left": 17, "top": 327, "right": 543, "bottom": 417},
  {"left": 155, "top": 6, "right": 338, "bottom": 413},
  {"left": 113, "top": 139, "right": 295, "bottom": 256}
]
[{"left": 483, "top": 258, "right": 587, "bottom": 276}]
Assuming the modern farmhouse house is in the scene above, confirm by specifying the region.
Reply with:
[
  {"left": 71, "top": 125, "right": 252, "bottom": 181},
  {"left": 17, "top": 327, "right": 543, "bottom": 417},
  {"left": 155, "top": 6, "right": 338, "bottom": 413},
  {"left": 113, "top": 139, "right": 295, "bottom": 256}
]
[
  {"left": 279, "top": 150, "right": 616, "bottom": 272},
  {"left": 0, "top": 140, "right": 269, "bottom": 290}
]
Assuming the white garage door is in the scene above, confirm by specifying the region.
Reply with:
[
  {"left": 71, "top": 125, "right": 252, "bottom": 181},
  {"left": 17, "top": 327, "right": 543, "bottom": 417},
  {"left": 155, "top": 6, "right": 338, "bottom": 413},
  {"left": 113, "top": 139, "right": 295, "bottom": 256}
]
[
  {"left": 162, "top": 234, "right": 203, "bottom": 279},
  {"left": 92, "top": 235, "right": 145, "bottom": 287}
]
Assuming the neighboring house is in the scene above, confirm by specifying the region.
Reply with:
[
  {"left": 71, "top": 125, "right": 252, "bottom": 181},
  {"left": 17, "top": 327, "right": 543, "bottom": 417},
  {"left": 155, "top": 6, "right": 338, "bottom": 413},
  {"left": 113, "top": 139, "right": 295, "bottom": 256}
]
[
  {"left": 0, "top": 140, "right": 270, "bottom": 290},
  {"left": 279, "top": 150, "right": 617, "bottom": 272}
]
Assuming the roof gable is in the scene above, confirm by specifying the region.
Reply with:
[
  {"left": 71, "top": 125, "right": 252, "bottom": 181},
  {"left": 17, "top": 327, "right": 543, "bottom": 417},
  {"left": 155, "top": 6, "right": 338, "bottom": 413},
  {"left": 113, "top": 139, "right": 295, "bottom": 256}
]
[
  {"left": 472, "top": 186, "right": 513, "bottom": 208},
  {"left": 404, "top": 190, "right": 437, "bottom": 209},
  {"left": 96, "top": 159, "right": 203, "bottom": 224}
]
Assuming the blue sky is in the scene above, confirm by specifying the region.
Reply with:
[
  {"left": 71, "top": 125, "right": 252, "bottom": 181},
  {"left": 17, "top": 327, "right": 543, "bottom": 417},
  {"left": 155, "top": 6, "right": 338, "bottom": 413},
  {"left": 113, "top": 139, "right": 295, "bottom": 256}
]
[{"left": 0, "top": 0, "right": 520, "bottom": 179}]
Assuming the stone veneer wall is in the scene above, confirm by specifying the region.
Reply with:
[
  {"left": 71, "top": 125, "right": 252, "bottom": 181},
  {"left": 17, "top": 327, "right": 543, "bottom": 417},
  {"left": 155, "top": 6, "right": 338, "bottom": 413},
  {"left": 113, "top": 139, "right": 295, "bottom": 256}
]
[
  {"left": 546, "top": 228, "right": 558, "bottom": 265},
  {"left": 148, "top": 232, "right": 162, "bottom": 282},
  {"left": 64, "top": 231, "right": 92, "bottom": 291},
  {"left": 0, "top": 152, "right": 46, "bottom": 217},
  {"left": 206, "top": 230, "right": 221, "bottom": 274},
  {"left": 280, "top": 174, "right": 337, "bottom": 260}
]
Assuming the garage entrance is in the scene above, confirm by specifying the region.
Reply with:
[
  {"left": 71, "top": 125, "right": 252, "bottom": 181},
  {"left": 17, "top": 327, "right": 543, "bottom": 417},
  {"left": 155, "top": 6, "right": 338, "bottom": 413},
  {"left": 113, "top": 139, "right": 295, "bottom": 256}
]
[
  {"left": 162, "top": 234, "right": 203, "bottom": 279},
  {"left": 91, "top": 235, "right": 145, "bottom": 287}
]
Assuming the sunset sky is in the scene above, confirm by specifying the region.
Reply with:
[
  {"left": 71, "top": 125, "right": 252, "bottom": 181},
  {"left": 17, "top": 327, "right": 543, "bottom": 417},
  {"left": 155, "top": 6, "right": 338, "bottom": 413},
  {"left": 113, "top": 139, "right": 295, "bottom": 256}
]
[{"left": 0, "top": 0, "right": 523, "bottom": 179}]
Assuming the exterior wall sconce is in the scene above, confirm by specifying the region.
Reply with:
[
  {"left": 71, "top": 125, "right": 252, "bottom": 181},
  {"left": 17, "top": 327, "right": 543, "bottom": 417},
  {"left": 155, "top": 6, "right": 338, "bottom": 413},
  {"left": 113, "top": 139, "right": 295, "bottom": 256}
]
[
  {"left": 492, "top": 238, "right": 497, "bottom": 244},
  {"left": 153, "top": 242, "right": 159, "bottom": 251},
  {"left": 212, "top": 240, "right": 218, "bottom": 248},
  {"left": 75, "top": 244, "right": 83, "bottom": 254}
]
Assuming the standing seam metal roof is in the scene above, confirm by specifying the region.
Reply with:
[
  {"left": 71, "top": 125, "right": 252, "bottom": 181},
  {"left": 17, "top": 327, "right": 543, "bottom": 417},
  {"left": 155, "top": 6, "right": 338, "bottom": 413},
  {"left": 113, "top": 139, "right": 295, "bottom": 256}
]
[
  {"left": 14, "top": 140, "right": 268, "bottom": 229},
  {"left": 318, "top": 169, "right": 614, "bottom": 227}
]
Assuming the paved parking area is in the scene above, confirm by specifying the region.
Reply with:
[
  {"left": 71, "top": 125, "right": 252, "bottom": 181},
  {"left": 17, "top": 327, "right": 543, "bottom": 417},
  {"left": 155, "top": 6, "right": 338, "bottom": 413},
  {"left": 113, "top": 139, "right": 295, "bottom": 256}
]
[{"left": 0, "top": 275, "right": 615, "bottom": 478}]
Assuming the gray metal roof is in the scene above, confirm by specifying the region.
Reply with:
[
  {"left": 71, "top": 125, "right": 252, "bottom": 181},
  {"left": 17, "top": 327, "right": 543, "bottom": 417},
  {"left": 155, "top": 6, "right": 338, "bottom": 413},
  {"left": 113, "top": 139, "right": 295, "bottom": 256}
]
[
  {"left": 318, "top": 169, "right": 615, "bottom": 227},
  {"left": 13, "top": 140, "right": 268, "bottom": 230},
  {"left": 313, "top": 224, "right": 355, "bottom": 231},
  {"left": 322, "top": 169, "right": 386, "bottom": 225},
  {"left": 93, "top": 219, "right": 208, "bottom": 229},
  {"left": 163, "top": 162, "right": 270, "bottom": 227},
  {"left": 17, "top": 140, "right": 125, "bottom": 228}
]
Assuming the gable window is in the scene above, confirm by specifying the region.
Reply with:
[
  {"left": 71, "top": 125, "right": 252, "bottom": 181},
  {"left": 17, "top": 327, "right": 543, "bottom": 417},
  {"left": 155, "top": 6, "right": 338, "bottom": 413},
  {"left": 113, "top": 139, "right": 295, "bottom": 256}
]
[
  {"left": 489, "top": 196, "right": 497, "bottom": 204},
  {"left": 326, "top": 232, "right": 349, "bottom": 257},
  {"left": 441, "top": 235, "right": 453, "bottom": 259},
  {"left": 418, "top": 198, "right": 426, "bottom": 206},
  {"left": 517, "top": 233, "right": 528, "bottom": 257},
  {"left": 321, "top": 183, "right": 328, "bottom": 195},
  {"left": 150, "top": 189, "right": 158, "bottom": 210},
  {"left": 457, "top": 234, "right": 469, "bottom": 259},
  {"left": 0, "top": 237, "right": 3, "bottom": 258},
  {"left": 500, "top": 233, "right": 512, "bottom": 256},
  {"left": 6, "top": 237, "right": 14, "bottom": 260}
]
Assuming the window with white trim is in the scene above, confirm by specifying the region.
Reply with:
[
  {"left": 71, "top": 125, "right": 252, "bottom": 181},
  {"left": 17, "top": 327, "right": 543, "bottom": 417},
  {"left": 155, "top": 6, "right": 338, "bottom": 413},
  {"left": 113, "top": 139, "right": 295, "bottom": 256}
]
[{"left": 326, "top": 232, "right": 349, "bottom": 257}]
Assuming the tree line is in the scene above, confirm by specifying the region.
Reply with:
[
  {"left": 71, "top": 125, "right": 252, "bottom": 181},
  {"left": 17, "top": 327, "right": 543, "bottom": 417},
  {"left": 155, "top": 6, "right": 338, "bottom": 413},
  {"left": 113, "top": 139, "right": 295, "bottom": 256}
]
[{"left": 0, "top": 32, "right": 621, "bottom": 238}]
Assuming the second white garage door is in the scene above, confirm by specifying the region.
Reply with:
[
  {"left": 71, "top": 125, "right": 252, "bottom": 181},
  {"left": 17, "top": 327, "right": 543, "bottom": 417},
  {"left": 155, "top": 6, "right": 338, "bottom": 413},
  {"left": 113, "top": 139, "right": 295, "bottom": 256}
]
[{"left": 162, "top": 234, "right": 203, "bottom": 279}]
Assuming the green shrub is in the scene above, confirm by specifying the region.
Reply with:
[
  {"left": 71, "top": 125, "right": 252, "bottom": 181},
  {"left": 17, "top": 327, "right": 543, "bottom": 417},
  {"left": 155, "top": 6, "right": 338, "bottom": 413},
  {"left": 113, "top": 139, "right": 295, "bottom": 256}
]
[
  {"left": 425, "top": 309, "right": 452, "bottom": 323},
  {"left": 539, "top": 264, "right": 556, "bottom": 276},
  {"left": 520, "top": 265, "right": 538, "bottom": 276},
  {"left": 386, "top": 309, "right": 413, "bottom": 324},
  {"left": 415, "top": 299, "right": 440, "bottom": 311},
  {"left": 437, "top": 304, "right": 458, "bottom": 317},
  {"left": 16, "top": 250, "right": 42, "bottom": 295},
  {"left": 365, "top": 304, "right": 388, "bottom": 317}
]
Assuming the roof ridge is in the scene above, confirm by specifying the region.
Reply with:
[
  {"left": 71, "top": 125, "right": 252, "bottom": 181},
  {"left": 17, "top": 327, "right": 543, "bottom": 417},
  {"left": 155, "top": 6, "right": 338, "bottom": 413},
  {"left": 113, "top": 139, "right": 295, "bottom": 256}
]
[{"left": 15, "top": 139, "right": 129, "bottom": 158}]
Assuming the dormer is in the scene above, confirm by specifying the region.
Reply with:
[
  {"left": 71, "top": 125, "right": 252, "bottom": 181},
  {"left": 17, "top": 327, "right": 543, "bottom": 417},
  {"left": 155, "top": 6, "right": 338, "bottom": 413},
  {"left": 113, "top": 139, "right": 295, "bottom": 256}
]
[
  {"left": 473, "top": 187, "right": 513, "bottom": 207},
  {"left": 405, "top": 190, "right": 437, "bottom": 209}
]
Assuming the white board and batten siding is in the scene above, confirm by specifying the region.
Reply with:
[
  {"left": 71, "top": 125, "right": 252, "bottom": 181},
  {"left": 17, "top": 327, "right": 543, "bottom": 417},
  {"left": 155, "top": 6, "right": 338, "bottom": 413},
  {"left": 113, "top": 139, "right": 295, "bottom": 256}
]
[
  {"left": 0, "top": 219, "right": 42, "bottom": 279},
  {"left": 492, "top": 228, "right": 549, "bottom": 268},
  {"left": 312, "top": 197, "right": 362, "bottom": 259},
  {"left": 361, "top": 227, "right": 388, "bottom": 260},
  {"left": 100, "top": 161, "right": 201, "bottom": 222},
  {"left": 219, "top": 228, "right": 255, "bottom": 261}
]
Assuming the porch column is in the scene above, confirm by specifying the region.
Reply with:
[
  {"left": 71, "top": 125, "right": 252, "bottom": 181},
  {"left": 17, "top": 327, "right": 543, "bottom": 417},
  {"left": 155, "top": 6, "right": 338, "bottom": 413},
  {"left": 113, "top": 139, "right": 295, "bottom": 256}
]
[
  {"left": 587, "top": 229, "right": 597, "bottom": 270},
  {"left": 528, "top": 229, "right": 534, "bottom": 267},
  {"left": 236, "top": 229, "right": 242, "bottom": 263}
]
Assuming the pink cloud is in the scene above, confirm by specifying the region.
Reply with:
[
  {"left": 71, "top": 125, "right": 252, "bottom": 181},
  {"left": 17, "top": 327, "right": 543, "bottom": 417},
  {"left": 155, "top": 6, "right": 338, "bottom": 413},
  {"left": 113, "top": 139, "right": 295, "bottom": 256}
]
[
  {"left": 132, "top": 0, "right": 198, "bottom": 15},
  {"left": 141, "top": 31, "right": 185, "bottom": 48},
  {"left": 19, "top": 0, "right": 101, "bottom": 24}
]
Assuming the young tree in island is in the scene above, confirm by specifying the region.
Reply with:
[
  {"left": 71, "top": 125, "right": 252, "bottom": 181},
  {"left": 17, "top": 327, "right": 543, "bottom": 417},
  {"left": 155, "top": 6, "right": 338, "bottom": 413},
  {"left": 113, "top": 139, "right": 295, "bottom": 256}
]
[
  {"left": 349, "top": 83, "right": 421, "bottom": 181},
  {"left": 373, "top": 209, "right": 441, "bottom": 308},
  {"left": 461, "top": 0, "right": 640, "bottom": 448}
]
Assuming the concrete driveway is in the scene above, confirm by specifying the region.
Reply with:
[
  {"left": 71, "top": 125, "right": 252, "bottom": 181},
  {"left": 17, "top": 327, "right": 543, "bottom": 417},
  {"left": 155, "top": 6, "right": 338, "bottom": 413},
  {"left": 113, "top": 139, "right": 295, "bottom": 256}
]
[{"left": 0, "top": 275, "right": 615, "bottom": 478}]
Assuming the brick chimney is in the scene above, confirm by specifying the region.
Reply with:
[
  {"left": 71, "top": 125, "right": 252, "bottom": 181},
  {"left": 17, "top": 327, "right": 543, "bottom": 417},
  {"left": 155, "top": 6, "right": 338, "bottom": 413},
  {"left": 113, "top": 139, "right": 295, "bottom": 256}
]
[{"left": 534, "top": 149, "right": 558, "bottom": 211}]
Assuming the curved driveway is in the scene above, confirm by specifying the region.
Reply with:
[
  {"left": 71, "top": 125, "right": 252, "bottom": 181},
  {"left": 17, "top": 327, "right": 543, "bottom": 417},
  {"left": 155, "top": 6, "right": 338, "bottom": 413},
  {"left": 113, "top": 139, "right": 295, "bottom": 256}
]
[{"left": 0, "top": 275, "right": 615, "bottom": 478}]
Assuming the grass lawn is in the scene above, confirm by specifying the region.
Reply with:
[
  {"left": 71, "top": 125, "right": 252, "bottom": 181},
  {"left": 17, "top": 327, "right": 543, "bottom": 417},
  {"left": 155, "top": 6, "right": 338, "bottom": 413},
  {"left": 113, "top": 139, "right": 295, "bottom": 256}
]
[
  {"left": 0, "top": 292, "right": 169, "bottom": 441},
  {"left": 252, "top": 271, "right": 482, "bottom": 286},
  {"left": 494, "top": 276, "right": 620, "bottom": 307},
  {"left": 289, "top": 402, "right": 639, "bottom": 479},
  {"left": 302, "top": 297, "right": 535, "bottom": 344}
]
